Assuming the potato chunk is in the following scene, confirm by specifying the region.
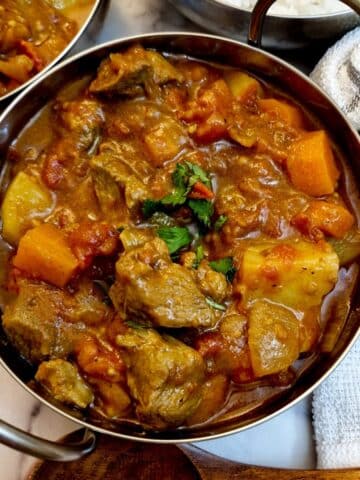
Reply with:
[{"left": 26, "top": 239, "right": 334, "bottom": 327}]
[
  {"left": 0, "top": 55, "right": 34, "bottom": 83},
  {"left": 238, "top": 240, "right": 339, "bottom": 309},
  {"left": 224, "top": 71, "right": 263, "bottom": 102},
  {"left": 144, "top": 117, "right": 187, "bottom": 166},
  {"left": 248, "top": 300, "right": 299, "bottom": 377},
  {"left": 1, "top": 172, "right": 53, "bottom": 245}
]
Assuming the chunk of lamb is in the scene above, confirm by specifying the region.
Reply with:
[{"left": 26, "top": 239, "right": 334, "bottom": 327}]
[
  {"left": 180, "top": 253, "right": 228, "bottom": 303},
  {"left": 35, "top": 359, "right": 93, "bottom": 408},
  {"left": 91, "top": 140, "right": 153, "bottom": 181},
  {"left": 55, "top": 99, "right": 105, "bottom": 151},
  {"left": 89, "top": 44, "right": 184, "bottom": 96},
  {"left": 195, "top": 260, "right": 229, "bottom": 303},
  {"left": 91, "top": 140, "right": 151, "bottom": 216},
  {"left": 196, "top": 312, "right": 254, "bottom": 383},
  {"left": 110, "top": 234, "right": 217, "bottom": 328},
  {"left": 65, "top": 278, "right": 114, "bottom": 326},
  {"left": 116, "top": 328, "right": 205, "bottom": 428},
  {"left": 2, "top": 281, "right": 85, "bottom": 363},
  {"left": 2, "top": 279, "right": 112, "bottom": 363}
]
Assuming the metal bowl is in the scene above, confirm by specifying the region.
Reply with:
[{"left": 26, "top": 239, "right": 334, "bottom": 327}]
[
  {"left": 0, "top": 0, "right": 106, "bottom": 104},
  {"left": 0, "top": 30, "right": 359, "bottom": 461},
  {"left": 169, "top": 0, "right": 360, "bottom": 49}
]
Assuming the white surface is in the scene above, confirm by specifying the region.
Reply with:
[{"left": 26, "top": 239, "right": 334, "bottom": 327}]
[{"left": 0, "top": 1, "right": 316, "bottom": 479}]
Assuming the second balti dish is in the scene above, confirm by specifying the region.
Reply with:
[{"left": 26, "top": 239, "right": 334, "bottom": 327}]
[{"left": 0, "top": 0, "right": 97, "bottom": 100}]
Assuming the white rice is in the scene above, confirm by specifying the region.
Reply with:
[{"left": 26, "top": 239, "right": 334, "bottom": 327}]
[{"left": 215, "top": 0, "right": 350, "bottom": 16}]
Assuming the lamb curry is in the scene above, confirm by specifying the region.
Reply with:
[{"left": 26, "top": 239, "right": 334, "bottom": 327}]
[
  {"left": 0, "top": 45, "right": 359, "bottom": 430},
  {"left": 0, "top": 0, "right": 95, "bottom": 97}
]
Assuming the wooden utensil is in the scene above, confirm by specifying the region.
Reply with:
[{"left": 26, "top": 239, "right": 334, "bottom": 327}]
[{"left": 27, "top": 430, "right": 360, "bottom": 480}]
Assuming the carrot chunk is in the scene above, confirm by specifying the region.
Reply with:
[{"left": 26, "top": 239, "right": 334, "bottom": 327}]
[
  {"left": 188, "top": 181, "right": 214, "bottom": 200},
  {"left": 287, "top": 130, "right": 340, "bottom": 196},
  {"left": 293, "top": 201, "right": 354, "bottom": 239},
  {"left": 259, "top": 98, "right": 304, "bottom": 129},
  {"left": 13, "top": 224, "right": 79, "bottom": 287}
]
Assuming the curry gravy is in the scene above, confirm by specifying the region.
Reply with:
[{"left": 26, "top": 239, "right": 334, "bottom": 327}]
[{"left": 0, "top": 47, "right": 359, "bottom": 431}]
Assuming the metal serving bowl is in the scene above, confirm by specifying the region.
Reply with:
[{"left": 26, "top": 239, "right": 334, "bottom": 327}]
[
  {"left": 0, "top": 0, "right": 359, "bottom": 462},
  {"left": 0, "top": 0, "right": 106, "bottom": 104},
  {"left": 169, "top": 0, "right": 360, "bottom": 49}
]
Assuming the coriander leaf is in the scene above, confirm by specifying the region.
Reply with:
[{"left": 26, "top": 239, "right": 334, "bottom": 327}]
[
  {"left": 209, "top": 257, "right": 236, "bottom": 282},
  {"left": 161, "top": 189, "right": 187, "bottom": 207},
  {"left": 125, "top": 319, "right": 151, "bottom": 330},
  {"left": 158, "top": 163, "right": 189, "bottom": 207},
  {"left": 185, "top": 161, "right": 211, "bottom": 188},
  {"left": 142, "top": 162, "right": 213, "bottom": 222},
  {"left": 142, "top": 199, "right": 162, "bottom": 218},
  {"left": 193, "top": 244, "right": 204, "bottom": 269},
  {"left": 157, "top": 226, "right": 193, "bottom": 255},
  {"left": 172, "top": 163, "right": 188, "bottom": 190},
  {"left": 188, "top": 199, "right": 214, "bottom": 228},
  {"left": 214, "top": 215, "right": 228, "bottom": 231},
  {"left": 93, "top": 280, "right": 112, "bottom": 306},
  {"left": 206, "top": 297, "right": 226, "bottom": 311}
]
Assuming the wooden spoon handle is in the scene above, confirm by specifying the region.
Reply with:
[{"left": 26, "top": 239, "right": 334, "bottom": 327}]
[
  {"left": 181, "top": 444, "right": 360, "bottom": 480},
  {"left": 28, "top": 431, "right": 360, "bottom": 480}
]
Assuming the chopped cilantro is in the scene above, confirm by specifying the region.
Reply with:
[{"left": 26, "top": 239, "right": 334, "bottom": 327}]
[
  {"left": 93, "top": 280, "right": 112, "bottom": 306},
  {"left": 188, "top": 199, "right": 214, "bottom": 228},
  {"left": 185, "top": 161, "right": 211, "bottom": 188},
  {"left": 209, "top": 257, "right": 236, "bottom": 282},
  {"left": 125, "top": 319, "right": 151, "bottom": 330},
  {"left": 142, "top": 199, "right": 162, "bottom": 218},
  {"left": 193, "top": 244, "right": 204, "bottom": 269},
  {"left": 206, "top": 297, "right": 226, "bottom": 311},
  {"left": 157, "top": 226, "right": 193, "bottom": 255},
  {"left": 214, "top": 215, "right": 228, "bottom": 231},
  {"left": 142, "top": 161, "right": 213, "bottom": 223},
  {"left": 172, "top": 162, "right": 188, "bottom": 189},
  {"left": 161, "top": 189, "right": 187, "bottom": 207}
]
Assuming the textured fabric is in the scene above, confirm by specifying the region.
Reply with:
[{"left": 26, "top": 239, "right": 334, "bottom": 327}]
[
  {"left": 312, "top": 339, "right": 360, "bottom": 468},
  {"left": 311, "top": 27, "right": 360, "bottom": 130},
  {"left": 310, "top": 28, "right": 360, "bottom": 469}
]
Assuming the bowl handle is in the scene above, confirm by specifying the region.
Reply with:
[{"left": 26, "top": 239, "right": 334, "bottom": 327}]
[
  {"left": 0, "top": 418, "right": 96, "bottom": 461},
  {"left": 248, "top": 0, "right": 360, "bottom": 47}
]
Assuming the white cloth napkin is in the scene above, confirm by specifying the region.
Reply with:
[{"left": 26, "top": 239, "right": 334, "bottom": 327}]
[
  {"left": 311, "top": 26, "right": 360, "bottom": 130},
  {"left": 310, "top": 28, "right": 360, "bottom": 469},
  {"left": 312, "top": 340, "right": 360, "bottom": 468}
]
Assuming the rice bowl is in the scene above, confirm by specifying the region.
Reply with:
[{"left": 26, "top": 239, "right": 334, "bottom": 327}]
[
  {"left": 169, "top": 0, "right": 359, "bottom": 49},
  {"left": 215, "top": 0, "right": 351, "bottom": 16}
]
